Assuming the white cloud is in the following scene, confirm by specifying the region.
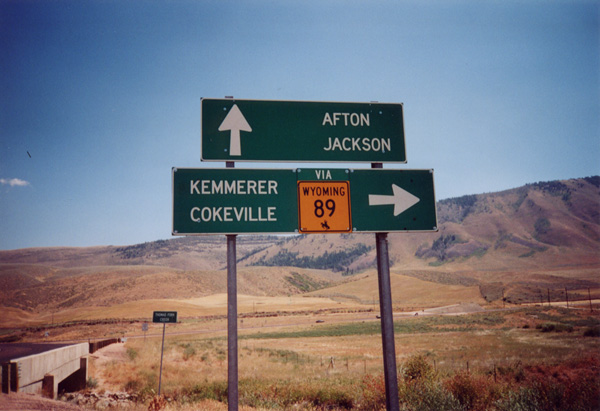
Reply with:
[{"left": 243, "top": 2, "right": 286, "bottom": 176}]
[{"left": 0, "top": 178, "right": 30, "bottom": 187}]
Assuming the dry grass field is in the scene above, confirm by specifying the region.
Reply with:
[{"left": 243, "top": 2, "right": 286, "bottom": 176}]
[
  {"left": 84, "top": 305, "right": 599, "bottom": 410},
  {"left": 307, "top": 269, "right": 486, "bottom": 309}
]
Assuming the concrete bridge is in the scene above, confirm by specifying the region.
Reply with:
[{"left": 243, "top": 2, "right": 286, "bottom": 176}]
[{"left": 1, "top": 342, "right": 89, "bottom": 399}]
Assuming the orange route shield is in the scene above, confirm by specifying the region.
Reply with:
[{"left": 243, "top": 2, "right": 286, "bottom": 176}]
[{"left": 297, "top": 181, "right": 351, "bottom": 233}]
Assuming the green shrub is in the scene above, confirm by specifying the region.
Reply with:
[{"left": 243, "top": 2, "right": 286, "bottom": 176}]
[
  {"left": 445, "top": 372, "right": 498, "bottom": 411},
  {"left": 252, "top": 244, "right": 372, "bottom": 272},
  {"left": 495, "top": 379, "right": 569, "bottom": 411},
  {"left": 400, "top": 380, "right": 462, "bottom": 411},
  {"left": 359, "top": 374, "right": 386, "bottom": 410},
  {"left": 583, "top": 326, "right": 600, "bottom": 337},
  {"left": 185, "top": 381, "right": 228, "bottom": 403},
  {"left": 540, "top": 323, "right": 573, "bottom": 333},
  {"left": 519, "top": 250, "right": 536, "bottom": 258},
  {"left": 183, "top": 345, "right": 196, "bottom": 360},
  {"left": 402, "top": 354, "right": 436, "bottom": 383},
  {"left": 495, "top": 386, "right": 539, "bottom": 411},
  {"left": 534, "top": 217, "right": 551, "bottom": 240},
  {"left": 86, "top": 376, "right": 98, "bottom": 389},
  {"left": 311, "top": 387, "right": 354, "bottom": 409},
  {"left": 124, "top": 379, "right": 142, "bottom": 393},
  {"left": 496, "top": 358, "right": 600, "bottom": 411},
  {"left": 126, "top": 347, "right": 138, "bottom": 361},
  {"left": 235, "top": 379, "right": 355, "bottom": 410},
  {"left": 497, "top": 361, "right": 526, "bottom": 383}
]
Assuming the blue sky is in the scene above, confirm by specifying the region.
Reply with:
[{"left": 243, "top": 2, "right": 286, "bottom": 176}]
[{"left": 1, "top": 0, "right": 598, "bottom": 249}]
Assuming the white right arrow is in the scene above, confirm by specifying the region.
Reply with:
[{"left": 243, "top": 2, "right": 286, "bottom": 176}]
[
  {"left": 218, "top": 104, "right": 252, "bottom": 156},
  {"left": 368, "top": 184, "right": 420, "bottom": 216}
]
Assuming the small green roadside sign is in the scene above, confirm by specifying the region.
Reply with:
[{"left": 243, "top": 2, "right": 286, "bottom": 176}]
[
  {"left": 153, "top": 311, "right": 178, "bottom": 323},
  {"left": 201, "top": 98, "right": 406, "bottom": 163}
]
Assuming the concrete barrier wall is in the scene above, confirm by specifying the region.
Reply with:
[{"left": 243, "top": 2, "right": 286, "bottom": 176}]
[
  {"left": 7, "top": 343, "right": 89, "bottom": 398},
  {"left": 89, "top": 338, "right": 120, "bottom": 354},
  {"left": 2, "top": 340, "right": 121, "bottom": 397},
  {"left": 15, "top": 343, "right": 88, "bottom": 388}
]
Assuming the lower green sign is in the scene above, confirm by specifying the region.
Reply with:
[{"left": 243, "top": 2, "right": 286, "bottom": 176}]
[{"left": 172, "top": 168, "right": 437, "bottom": 235}]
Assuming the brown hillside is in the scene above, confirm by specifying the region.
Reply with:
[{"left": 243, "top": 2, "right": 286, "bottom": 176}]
[{"left": 0, "top": 264, "right": 342, "bottom": 314}]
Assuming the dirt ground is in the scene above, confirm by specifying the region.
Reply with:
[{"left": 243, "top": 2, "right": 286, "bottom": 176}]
[
  {"left": 88, "top": 341, "right": 128, "bottom": 391},
  {"left": 0, "top": 392, "right": 82, "bottom": 411}
]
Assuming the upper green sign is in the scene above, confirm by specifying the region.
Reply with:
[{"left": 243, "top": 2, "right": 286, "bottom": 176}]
[{"left": 201, "top": 98, "right": 406, "bottom": 163}]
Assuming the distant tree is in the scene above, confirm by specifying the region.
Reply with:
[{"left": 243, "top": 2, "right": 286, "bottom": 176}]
[
  {"left": 252, "top": 244, "right": 371, "bottom": 272},
  {"left": 533, "top": 217, "right": 551, "bottom": 240}
]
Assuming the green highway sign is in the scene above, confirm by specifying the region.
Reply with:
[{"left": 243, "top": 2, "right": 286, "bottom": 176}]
[
  {"left": 349, "top": 169, "right": 438, "bottom": 232},
  {"left": 173, "top": 167, "right": 436, "bottom": 235},
  {"left": 172, "top": 168, "right": 298, "bottom": 235},
  {"left": 201, "top": 98, "right": 406, "bottom": 163},
  {"left": 153, "top": 311, "right": 178, "bottom": 323}
]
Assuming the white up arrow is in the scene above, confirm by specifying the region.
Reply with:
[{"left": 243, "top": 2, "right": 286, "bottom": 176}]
[
  {"left": 218, "top": 104, "right": 252, "bottom": 156},
  {"left": 368, "top": 184, "right": 420, "bottom": 216}
]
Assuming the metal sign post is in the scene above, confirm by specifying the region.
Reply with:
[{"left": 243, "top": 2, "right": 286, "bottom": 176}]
[
  {"left": 376, "top": 233, "right": 400, "bottom": 411},
  {"left": 153, "top": 311, "right": 177, "bottom": 396},
  {"left": 158, "top": 323, "right": 166, "bottom": 396},
  {"left": 371, "top": 162, "right": 400, "bottom": 411},
  {"left": 227, "top": 234, "right": 238, "bottom": 411},
  {"left": 226, "top": 161, "right": 239, "bottom": 411}
]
